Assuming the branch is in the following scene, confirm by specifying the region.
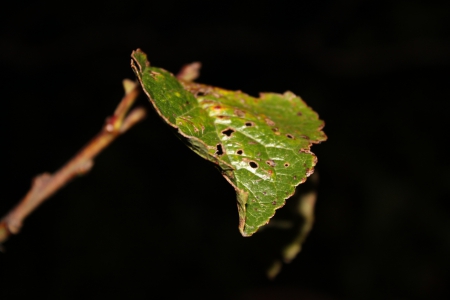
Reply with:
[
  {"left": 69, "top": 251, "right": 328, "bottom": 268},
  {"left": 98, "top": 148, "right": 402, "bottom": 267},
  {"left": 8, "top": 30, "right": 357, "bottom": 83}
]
[{"left": 0, "top": 79, "right": 145, "bottom": 246}]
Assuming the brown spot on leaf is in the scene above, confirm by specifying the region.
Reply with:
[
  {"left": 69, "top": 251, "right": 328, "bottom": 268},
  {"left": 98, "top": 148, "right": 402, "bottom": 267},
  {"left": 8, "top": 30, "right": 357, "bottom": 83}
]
[
  {"left": 266, "top": 160, "right": 276, "bottom": 167},
  {"left": 213, "top": 105, "right": 222, "bottom": 110},
  {"left": 265, "top": 118, "right": 276, "bottom": 126},
  {"left": 306, "top": 168, "right": 314, "bottom": 177},
  {"left": 200, "top": 99, "right": 213, "bottom": 104},
  {"left": 284, "top": 163, "right": 290, "bottom": 167},
  {"left": 234, "top": 109, "right": 245, "bottom": 117},
  {"left": 299, "top": 149, "right": 312, "bottom": 154},
  {"left": 297, "top": 111, "right": 302, "bottom": 116},
  {"left": 286, "top": 134, "right": 294, "bottom": 139},
  {"left": 272, "top": 201, "right": 277, "bottom": 205}
]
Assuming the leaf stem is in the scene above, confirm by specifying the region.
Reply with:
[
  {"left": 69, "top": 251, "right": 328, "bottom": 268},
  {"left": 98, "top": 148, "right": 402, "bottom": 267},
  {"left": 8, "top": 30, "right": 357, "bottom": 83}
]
[{"left": 0, "top": 80, "right": 145, "bottom": 246}]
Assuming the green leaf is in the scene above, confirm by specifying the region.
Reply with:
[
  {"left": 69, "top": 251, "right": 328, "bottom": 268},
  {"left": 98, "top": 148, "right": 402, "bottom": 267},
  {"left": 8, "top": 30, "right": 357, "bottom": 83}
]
[{"left": 131, "top": 49, "right": 327, "bottom": 236}]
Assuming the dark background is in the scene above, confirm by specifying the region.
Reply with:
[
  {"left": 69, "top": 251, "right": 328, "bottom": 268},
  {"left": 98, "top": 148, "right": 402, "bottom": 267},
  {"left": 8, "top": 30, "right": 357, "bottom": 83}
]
[{"left": 1, "top": 1, "right": 449, "bottom": 299}]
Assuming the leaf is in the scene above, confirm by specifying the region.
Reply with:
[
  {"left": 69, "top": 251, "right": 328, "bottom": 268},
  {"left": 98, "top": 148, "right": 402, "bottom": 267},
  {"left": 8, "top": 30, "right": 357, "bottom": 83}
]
[{"left": 131, "top": 49, "right": 327, "bottom": 236}]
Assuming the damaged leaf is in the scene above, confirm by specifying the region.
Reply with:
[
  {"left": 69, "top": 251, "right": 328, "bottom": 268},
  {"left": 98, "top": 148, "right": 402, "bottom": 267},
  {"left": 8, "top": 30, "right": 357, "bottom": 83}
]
[{"left": 131, "top": 49, "right": 327, "bottom": 236}]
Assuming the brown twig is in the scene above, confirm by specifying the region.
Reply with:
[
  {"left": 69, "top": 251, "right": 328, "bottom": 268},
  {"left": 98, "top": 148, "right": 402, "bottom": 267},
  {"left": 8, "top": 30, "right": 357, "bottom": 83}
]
[{"left": 0, "top": 79, "right": 145, "bottom": 246}]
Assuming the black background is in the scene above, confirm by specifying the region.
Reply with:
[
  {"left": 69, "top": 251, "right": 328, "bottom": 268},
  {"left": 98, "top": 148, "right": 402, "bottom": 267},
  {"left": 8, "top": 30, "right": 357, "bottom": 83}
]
[{"left": 1, "top": 1, "right": 449, "bottom": 299}]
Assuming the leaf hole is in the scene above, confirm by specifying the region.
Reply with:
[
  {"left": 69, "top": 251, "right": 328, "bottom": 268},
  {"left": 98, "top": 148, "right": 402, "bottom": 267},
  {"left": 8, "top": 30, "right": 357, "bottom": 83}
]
[
  {"left": 197, "top": 91, "right": 205, "bottom": 96},
  {"left": 249, "top": 161, "right": 258, "bottom": 169},
  {"left": 284, "top": 162, "right": 290, "bottom": 167},
  {"left": 286, "top": 134, "right": 294, "bottom": 139},
  {"left": 221, "top": 128, "right": 235, "bottom": 137},
  {"left": 245, "top": 122, "right": 254, "bottom": 127},
  {"left": 236, "top": 149, "right": 243, "bottom": 155},
  {"left": 215, "top": 144, "right": 224, "bottom": 156}
]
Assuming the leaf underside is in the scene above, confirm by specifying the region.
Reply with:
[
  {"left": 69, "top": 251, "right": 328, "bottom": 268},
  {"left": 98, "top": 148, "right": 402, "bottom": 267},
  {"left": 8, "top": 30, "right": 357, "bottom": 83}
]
[{"left": 131, "top": 49, "right": 327, "bottom": 236}]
